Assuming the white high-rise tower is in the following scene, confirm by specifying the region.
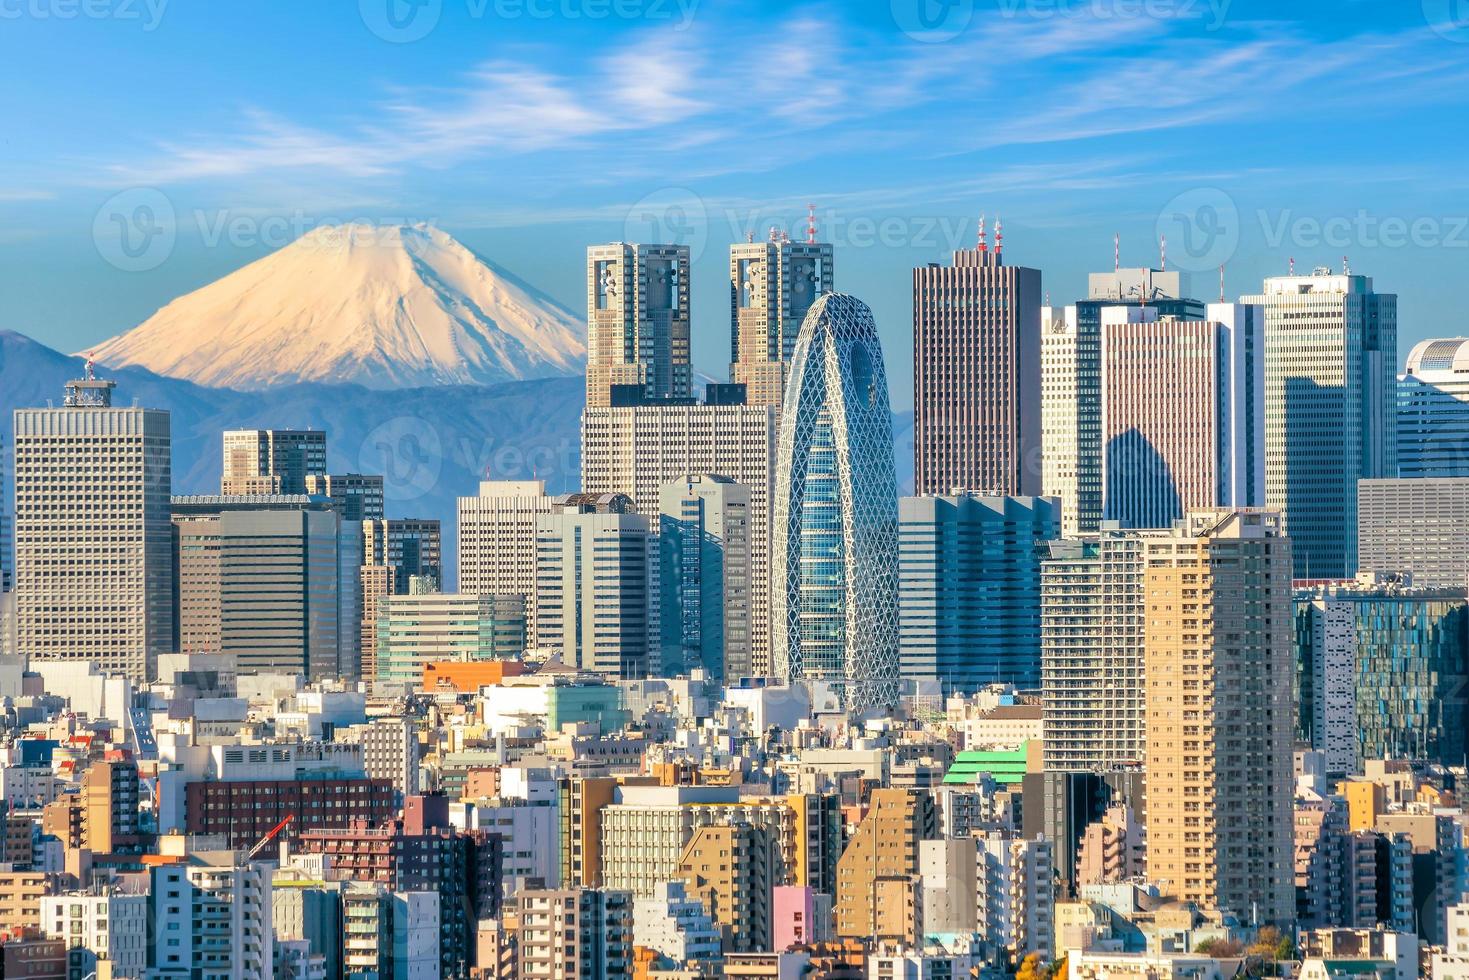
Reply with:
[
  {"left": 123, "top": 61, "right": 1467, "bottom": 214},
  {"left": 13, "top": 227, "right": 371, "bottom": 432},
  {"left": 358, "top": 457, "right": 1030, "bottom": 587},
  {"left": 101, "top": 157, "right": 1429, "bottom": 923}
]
[
  {"left": 1241, "top": 268, "right": 1396, "bottom": 578},
  {"left": 13, "top": 364, "right": 173, "bottom": 680}
]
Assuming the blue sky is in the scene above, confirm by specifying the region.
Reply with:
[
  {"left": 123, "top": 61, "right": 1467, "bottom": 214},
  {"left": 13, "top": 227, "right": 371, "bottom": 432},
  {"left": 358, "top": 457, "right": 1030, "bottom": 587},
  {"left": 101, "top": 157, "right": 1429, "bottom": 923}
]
[{"left": 2, "top": 0, "right": 1467, "bottom": 407}]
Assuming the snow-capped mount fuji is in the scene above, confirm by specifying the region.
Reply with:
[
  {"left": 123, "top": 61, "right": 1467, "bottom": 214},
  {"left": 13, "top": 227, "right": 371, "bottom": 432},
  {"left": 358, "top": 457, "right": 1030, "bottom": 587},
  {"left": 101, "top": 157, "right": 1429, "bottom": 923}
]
[{"left": 87, "top": 223, "right": 586, "bottom": 391}]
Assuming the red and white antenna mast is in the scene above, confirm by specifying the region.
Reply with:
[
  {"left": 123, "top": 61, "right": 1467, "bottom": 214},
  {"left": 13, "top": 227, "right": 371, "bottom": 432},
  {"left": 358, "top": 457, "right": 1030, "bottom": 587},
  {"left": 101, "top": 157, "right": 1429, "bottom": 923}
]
[
  {"left": 807, "top": 203, "right": 818, "bottom": 244},
  {"left": 994, "top": 215, "right": 1003, "bottom": 256},
  {"left": 977, "top": 214, "right": 987, "bottom": 251}
]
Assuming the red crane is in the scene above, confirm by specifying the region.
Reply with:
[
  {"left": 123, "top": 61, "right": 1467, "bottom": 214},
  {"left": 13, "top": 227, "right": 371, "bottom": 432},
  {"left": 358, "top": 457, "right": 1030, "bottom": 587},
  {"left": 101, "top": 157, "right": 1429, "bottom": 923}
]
[{"left": 246, "top": 814, "right": 294, "bottom": 861}]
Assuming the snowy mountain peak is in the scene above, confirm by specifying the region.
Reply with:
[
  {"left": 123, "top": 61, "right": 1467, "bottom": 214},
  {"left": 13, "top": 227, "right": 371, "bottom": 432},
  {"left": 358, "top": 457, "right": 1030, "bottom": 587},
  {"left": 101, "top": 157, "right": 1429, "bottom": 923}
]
[{"left": 88, "top": 223, "right": 586, "bottom": 391}]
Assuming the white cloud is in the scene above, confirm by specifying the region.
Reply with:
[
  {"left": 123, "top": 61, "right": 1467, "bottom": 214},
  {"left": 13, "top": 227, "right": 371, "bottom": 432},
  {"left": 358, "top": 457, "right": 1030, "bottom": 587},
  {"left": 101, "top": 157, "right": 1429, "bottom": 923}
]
[{"left": 96, "top": 9, "right": 1462, "bottom": 198}]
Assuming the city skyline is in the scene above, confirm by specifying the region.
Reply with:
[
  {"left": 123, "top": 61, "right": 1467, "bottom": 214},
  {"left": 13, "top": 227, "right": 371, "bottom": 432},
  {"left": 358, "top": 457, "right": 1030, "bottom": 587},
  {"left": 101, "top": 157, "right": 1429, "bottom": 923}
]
[
  {"left": 3, "top": 5, "right": 1469, "bottom": 975},
  {"left": 3, "top": 2, "right": 1469, "bottom": 408}
]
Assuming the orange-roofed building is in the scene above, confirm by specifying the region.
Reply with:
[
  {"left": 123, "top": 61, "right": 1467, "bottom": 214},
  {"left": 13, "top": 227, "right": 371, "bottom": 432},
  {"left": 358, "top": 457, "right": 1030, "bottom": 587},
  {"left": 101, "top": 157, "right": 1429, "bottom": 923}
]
[{"left": 423, "top": 660, "right": 525, "bottom": 693}]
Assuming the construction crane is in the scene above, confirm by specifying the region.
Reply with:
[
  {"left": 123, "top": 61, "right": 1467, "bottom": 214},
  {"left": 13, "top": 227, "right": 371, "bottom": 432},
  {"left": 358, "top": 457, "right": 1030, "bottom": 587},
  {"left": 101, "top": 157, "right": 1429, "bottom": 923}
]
[{"left": 246, "top": 814, "right": 294, "bottom": 861}]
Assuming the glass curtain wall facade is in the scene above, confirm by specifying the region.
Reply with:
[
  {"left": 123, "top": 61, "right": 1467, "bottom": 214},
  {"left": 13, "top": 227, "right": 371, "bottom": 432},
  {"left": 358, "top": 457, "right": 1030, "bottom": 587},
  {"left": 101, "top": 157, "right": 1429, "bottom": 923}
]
[{"left": 772, "top": 293, "right": 899, "bottom": 709}]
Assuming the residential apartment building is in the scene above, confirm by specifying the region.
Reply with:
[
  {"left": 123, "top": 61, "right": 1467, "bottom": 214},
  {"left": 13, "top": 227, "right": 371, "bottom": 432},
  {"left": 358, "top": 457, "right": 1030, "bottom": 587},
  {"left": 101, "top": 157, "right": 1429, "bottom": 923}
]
[{"left": 1143, "top": 510, "right": 1295, "bottom": 924}]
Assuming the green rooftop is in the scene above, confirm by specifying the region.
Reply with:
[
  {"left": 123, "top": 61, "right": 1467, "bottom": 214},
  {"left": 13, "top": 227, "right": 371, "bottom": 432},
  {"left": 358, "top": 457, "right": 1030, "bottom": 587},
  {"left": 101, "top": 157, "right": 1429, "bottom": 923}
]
[{"left": 943, "top": 742, "right": 1030, "bottom": 786}]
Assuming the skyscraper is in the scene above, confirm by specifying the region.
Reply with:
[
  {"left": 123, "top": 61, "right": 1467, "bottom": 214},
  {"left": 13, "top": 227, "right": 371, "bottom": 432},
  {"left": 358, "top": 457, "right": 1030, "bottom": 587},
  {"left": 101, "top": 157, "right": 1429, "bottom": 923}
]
[
  {"left": 898, "top": 493, "right": 1058, "bottom": 692},
  {"left": 581, "top": 400, "right": 777, "bottom": 676},
  {"left": 305, "top": 472, "right": 385, "bottom": 522},
  {"left": 1144, "top": 509, "right": 1294, "bottom": 924},
  {"left": 1242, "top": 268, "right": 1397, "bottom": 578},
  {"left": 364, "top": 518, "right": 442, "bottom": 593},
  {"left": 0, "top": 434, "right": 10, "bottom": 594},
  {"left": 586, "top": 243, "right": 691, "bottom": 407},
  {"left": 1042, "top": 268, "right": 1205, "bottom": 535},
  {"left": 221, "top": 428, "right": 326, "bottom": 495},
  {"left": 1398, "top": 337, "right": 1469, "bottom": 478},
  {"left": 1358, "top": 477, "right": 1469, "bottom": 588},
  {"left": 13, "top": 369, "right": 172, "bottom": 680},
  {"left": 535, "top": 493, "right": 653, "bottom": 679},
  {"left": 1100, "top": 302, "right": 1265, "bottom": 528},
  {"left": 772, "top": 293, "right": 900, "bottom": 709},
  {"left": 730, "top": 233, "right": 833, "bottom": 408},
  {"left": 172, "top": 494, "right": 359, "bottom": 677},
  {"left": 1040, "top": 528, "right": 1154, "bottom": 772},
  {"left": 361, "top": 517, "right": 445, "bottom": 678},
  {"left": 659, "top": 475, "right": 752, "bottom": 681},
  {"left": 1295, "top": 581, "right": 1469, "bottom": 775},
  {"left": 913, "top": 230, "right": 1042, "bottom": 497},
  {"left": 456, "top": 479, "right": 560, "bottom": 639}
]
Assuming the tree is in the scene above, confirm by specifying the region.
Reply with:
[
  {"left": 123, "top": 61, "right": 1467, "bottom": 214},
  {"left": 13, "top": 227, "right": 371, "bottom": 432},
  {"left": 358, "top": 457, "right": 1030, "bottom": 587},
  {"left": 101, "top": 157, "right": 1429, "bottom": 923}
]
[{"left": 1016, "top": 952, "right": 1049, "bottom": 980}]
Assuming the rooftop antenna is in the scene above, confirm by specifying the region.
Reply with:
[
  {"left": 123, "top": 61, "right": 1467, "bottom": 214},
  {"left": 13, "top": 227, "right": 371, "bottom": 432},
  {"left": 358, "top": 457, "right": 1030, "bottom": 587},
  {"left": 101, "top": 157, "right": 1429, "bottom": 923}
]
[
  {"left": 1289, "top": 256, "right": 1296, "bottom": 275},
  {"left": 994, "top": 215, "right": 1003, "bottom": 255},
  {"left": 1114, "top": 232, "right": 1120, "bottom": 272},
  {"left": 1219, "top": 264, "right": 1225, "bottom": 302},
  {"left": 746, "top": 231, "right": 754, "bottom": 243},
  {"left": 1343, "top": 255, "right": 1350, "bottom": 275},
  {"left": 1160, "top": 234, "right": 1166, "bottom": 272},
  {"left": 85, "top": 351, "right": 95, "bottom": 382},
  {"left": 768, "top": 225, "right": 780, "bottom": 243},
  {"left": 806, "top": 203, "right": 817, "bottom": 244},
  {"left": 977, "top": 214, "right": 987, "bottom": 251}
]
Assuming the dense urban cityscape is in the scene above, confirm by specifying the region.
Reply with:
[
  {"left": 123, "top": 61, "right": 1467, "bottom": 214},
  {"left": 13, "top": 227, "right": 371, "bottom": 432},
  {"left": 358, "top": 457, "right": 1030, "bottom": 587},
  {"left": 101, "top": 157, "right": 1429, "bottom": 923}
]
[
  {"left": 0, "top": 211, "right": 1466, "bottom": 980},
  {"left": 4, "top": 0, "right": 1469, "bottom": 977}
]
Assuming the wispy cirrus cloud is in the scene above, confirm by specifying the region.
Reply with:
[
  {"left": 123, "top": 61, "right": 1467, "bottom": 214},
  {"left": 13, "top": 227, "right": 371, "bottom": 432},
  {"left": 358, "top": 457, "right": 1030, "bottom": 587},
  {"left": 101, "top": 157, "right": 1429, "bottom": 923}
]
[{"left": 100, "top": 8, "right": 1461, "bottom": 197}]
